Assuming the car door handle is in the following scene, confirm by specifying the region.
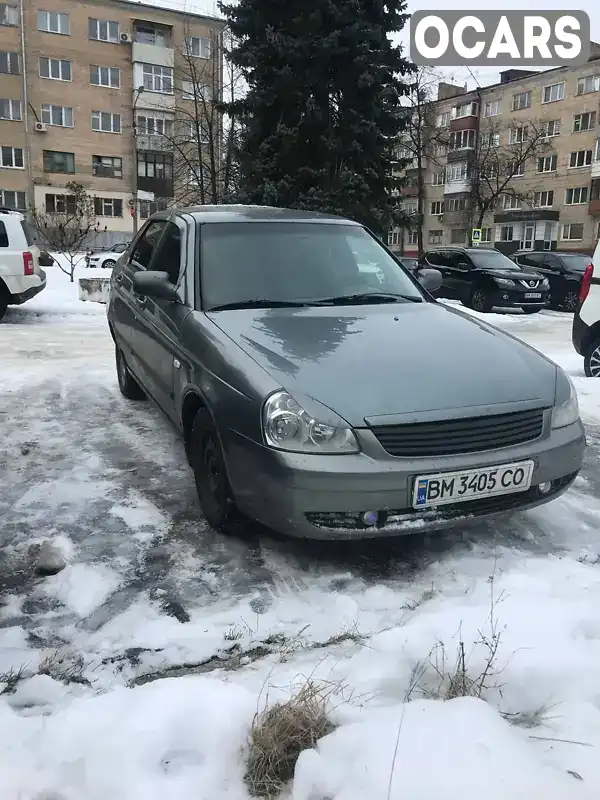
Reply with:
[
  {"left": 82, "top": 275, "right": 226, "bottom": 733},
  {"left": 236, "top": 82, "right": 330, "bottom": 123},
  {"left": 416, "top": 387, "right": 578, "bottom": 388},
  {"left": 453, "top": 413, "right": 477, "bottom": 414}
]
[
  {"left": 114, "top": 273, "right": 123, "bottom": 285},
  {"left": 134, "top": 294, "right": 147, "bottom": 309}
]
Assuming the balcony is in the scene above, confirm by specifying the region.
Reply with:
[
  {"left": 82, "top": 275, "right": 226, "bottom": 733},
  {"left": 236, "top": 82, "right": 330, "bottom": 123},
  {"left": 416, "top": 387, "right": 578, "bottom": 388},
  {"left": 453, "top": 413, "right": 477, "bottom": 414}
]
[
  {"left": 135, "top": 134, "right": 173, "bottom": 152},
  {"left": 589, "top": 199, "right": 600, "bottom": 215},
  {"left": 493, "top": 209, "right": 560, "bottom": 224},
  {"left": 444, "top": 178, "right": 470, "bottom": 194},
  {"left": 132, "top": 42, "right": 174, "bottom": 68},
  {"left": 592, "top": 160, "right": 600, "bottom": 179},
  {"left": 137, "top": 175, "right": 173, "bottom": 197}
]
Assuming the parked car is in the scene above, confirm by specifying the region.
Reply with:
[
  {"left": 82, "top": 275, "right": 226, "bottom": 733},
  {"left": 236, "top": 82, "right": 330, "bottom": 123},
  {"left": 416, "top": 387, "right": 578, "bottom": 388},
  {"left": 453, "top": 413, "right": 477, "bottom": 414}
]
[
  {"left": 107, "top": 206, "right": 584, "bottom": 540},
  {"left": 572, "top": 238, "right": 600, "bottom": 377},
  {"left": 38, "top": 250, "right": 55, "bottom": 267},
  {"left": 86, "top": 241, "right": 131, "bottom": 269},
  {"left": 0, "top": 209, "right": 46, "bottom": 321},
  {"left": 510, "top": 250, "right": 593, "bottom": 311},
  {"left": 417, "top": 246, "right": 551, "bottom": 313}
]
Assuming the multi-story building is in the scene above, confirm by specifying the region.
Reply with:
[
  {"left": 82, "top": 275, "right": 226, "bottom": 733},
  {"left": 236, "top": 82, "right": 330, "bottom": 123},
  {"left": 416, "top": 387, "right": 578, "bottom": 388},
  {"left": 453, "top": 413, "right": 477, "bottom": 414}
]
[
  {"left": 0, "top": 0, "right": 223, "bottom": 244},
  {"left": 390, "top": 44, "right": 600, "bottom": 257}
]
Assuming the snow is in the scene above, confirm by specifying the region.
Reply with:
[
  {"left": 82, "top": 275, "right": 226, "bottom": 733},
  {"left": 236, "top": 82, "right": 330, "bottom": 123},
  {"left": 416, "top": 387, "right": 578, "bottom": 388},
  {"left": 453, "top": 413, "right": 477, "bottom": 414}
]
[{"left": 2, "top": 265, "right": 600, "bottom": 799}]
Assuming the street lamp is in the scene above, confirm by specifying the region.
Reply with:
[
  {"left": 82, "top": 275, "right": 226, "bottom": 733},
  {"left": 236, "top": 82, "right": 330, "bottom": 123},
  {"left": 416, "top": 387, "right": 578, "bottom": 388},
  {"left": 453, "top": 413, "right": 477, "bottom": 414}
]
[{"left": 131, "top": 85, "right": 144, "bottom": 234}]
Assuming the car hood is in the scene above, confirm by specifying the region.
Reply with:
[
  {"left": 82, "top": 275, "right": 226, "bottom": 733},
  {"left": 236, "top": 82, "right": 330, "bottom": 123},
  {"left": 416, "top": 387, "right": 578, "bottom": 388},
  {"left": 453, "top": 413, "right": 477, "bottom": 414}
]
[
  {"left": 486, "top": 268, "right": 545, "bottom": 281},
  {"left": 208, "top": 303, "right": 557, "bottom": 427}
]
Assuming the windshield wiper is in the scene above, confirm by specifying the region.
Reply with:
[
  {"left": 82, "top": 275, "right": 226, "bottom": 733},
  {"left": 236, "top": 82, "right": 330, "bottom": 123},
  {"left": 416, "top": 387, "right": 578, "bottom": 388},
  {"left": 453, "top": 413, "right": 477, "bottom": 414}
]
[
  {"left": 314, "top": 292, "right": 422, "bottom": 305},
  {"left": 208, "top": 299, "right": 314, "bottom": 311}
]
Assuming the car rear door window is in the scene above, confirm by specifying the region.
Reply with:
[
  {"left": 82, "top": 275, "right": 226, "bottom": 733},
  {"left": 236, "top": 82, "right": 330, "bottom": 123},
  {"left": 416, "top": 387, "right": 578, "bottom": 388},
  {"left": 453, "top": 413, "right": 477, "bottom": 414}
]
[
  {"left": 130, "top": 220, "right": 166, "bottom": 270},
  {"left": 0, "top": 221, "right": 8, "bottom": 247},
  {"left": 150, "top": 221, "right": 181, "bottom": 285},
  {"left": 425, "top": 251, "right": 444, "bottom": 267}
]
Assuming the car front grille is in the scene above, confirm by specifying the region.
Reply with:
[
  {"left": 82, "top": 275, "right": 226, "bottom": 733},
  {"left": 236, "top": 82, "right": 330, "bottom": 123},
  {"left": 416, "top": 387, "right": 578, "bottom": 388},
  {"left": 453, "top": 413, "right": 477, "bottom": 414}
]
[{"left": 369, "top": 408, "right": 546, "bottom": 457}]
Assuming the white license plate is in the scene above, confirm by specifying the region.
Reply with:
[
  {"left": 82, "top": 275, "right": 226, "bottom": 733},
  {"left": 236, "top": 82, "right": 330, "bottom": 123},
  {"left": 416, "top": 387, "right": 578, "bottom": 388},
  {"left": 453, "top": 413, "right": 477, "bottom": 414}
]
[
  {"left": 524, "top": 292, "right": 542, "bottom": 299},
  {"left": 412, "top": 460, "right": 535, "bottom": 509}
]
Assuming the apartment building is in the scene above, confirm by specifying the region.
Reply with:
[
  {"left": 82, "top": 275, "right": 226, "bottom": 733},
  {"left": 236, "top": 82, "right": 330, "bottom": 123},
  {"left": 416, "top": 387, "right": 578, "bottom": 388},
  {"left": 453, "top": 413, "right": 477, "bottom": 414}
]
[
  {"left": 390, "top": 45, "right": 600, "bottom": 257},
  {"left": 0, "top": 0, "right": 223, "bottom": 243}
]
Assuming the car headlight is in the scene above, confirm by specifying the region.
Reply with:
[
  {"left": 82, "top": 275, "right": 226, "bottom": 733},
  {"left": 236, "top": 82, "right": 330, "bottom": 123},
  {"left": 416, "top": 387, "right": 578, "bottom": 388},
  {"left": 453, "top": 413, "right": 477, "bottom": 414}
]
[
  {"left": 541, "top": 278, "right": 549, "bottom": 287},
  {"left": 551, "top": 372, "right": 580, "bottom": 429},
  {"left": 495, "top": 277, "right": 515, "bottom": 287},
  {"left": 262, "top": 390, "right": 359, "bottom": 454}
]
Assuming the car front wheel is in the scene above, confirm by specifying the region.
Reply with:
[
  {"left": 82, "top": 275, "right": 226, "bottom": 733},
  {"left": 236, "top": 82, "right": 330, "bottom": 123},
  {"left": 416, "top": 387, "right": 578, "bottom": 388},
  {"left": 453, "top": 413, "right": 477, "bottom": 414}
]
[
  {"left": 115, "top": 347, "right": 146, "bottom": 400},
  {"left": 469, "top": 288, "right": 493, "bottom": 313},
  {"left": 562, "top": 290, "right": 579, "bottom": 312},
  {"left": 103, "top": 259, "right": 116, "bottom": 269},
  {"left": 584, "top": 337, "right": 600, "bottom": 378},
  {"left": 190, "top": 409, "right": 239, "bottom": 533}
]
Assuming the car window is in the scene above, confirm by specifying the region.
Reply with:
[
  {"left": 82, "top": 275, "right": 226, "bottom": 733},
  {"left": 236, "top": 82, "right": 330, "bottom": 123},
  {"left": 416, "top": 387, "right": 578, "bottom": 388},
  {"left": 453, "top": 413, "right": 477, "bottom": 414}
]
[
  {"left": 0, "top": 221, "right": 8, "bottom": 248},
  {"left": 199, "top": 222, "right": 425, "bottom": 309},
  {"left": 516, "top": 252, "right": 545, "bottom": 267},
  {"left": 424, "top": 251, "right": 443, "bottom": 267},
  {"left": 151, "top": 222, "right": 181, "bottom": 285},
  {"left": 20, "top": 221, "right": 35, "bottom": 247},
  {"left": 130, "top": 221, "right": 167, "bottom": 270},
  {"left": 446, "top": 252, "right": 470, "bottom": 269},
  {"left": 112, "top": 242, "right": 129, "bottom": 253},
  {"left": 558, "top": 254, "right": 592, "bottom": 272},
  {"left": 468, "top": 250, "right": 523, "bottom": 270}
]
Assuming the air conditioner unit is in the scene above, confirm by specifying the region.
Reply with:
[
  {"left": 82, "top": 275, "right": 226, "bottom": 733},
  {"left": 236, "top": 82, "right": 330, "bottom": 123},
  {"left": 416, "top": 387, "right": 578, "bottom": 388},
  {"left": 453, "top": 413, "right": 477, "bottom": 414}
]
[
  {"left": 120, "top": 32, "right": 133, "bottom": 43},
  {"left": 34, "top": 122, "right": 47, "bottom": 132}
]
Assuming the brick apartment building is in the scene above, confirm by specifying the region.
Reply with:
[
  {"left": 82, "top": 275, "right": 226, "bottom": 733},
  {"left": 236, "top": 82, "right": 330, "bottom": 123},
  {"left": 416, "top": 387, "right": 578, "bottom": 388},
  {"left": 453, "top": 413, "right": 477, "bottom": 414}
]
[
  {"left": 390, "top": 44, "right": 600, "bottom": 258},
  {"left": 0, "top": 0, "right": 223, "bottom": 244}
]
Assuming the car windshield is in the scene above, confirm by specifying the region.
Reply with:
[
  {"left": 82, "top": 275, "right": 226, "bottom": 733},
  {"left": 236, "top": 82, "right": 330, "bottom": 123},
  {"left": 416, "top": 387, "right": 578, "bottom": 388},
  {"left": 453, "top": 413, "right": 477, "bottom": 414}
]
[
  {"left": 468, "top": 250, "right": 522, "bottom": 270},
  {"left": 559, "top": 254, "right": 592, "bottom": 271},
  {"left": 199, "top": 222, "right": 424, "bottom": 309},
  {"left": 112, "top": 243, "right": 128, "bottom": 253}
]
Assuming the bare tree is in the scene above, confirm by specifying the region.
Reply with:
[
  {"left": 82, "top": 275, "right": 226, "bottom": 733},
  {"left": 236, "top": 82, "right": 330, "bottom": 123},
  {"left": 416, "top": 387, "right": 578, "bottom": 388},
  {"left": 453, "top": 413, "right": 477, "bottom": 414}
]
[
  {"left": 469, "top": 118, "right": 553, "bottom": 233},
  {"left": 30, "top": 182, "right": 103, "bottom": 282}
]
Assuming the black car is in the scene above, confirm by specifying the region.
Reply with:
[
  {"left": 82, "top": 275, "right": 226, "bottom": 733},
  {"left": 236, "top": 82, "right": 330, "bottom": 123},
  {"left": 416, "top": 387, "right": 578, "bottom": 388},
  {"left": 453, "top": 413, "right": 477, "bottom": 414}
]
[
  {"left": 509, "top": 250, "right": 593, "bottom": 312},
  {"left": 417, "top": 247, "right": 551, "bottom": 313}
]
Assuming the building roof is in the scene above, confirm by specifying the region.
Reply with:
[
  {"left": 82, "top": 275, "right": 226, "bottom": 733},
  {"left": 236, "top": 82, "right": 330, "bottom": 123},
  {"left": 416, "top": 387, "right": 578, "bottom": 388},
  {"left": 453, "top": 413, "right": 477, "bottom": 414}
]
[
  {"left": 176, "top": 205, "right": 361, "bottom": 224},
  {"left": 110, "top": 0, "right": 224, "bottom": 25}
]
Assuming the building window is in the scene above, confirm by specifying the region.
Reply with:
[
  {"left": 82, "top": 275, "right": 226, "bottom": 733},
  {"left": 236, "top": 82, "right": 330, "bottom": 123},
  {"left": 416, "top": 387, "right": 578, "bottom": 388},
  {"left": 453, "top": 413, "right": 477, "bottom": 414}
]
[
  {"left": 185, "top": 36, "right": 211, "bottom": 59},
  {"left": 512, "top": 91, "right": 531, "bottom": 111},
  {"left": 509, "top": 125, "right": 528, "bottom": 144},
  {"left": 453, "top": 102, "right": 478, "bottom": 119},
  {"left": 88, "top": 18, "right": 119, "bottom": 42},
  {"left": 135, "top": 23, "right": 169, "bottom": 47},
  {"left": 499, "top": 225, "right": 514, "bottom": 241},
  {"left": 37, "top": 9, "right": 69, "bottom": 34},
  {"left": 41, "top": 104, "right": 73, "bottom": 127},
  {"left": 576, "top": 75, "right": 600, "bottom": 95},
  {"left": 484, "top": 100, "right": 500, "bottom": 117},
  {"left": 139, "top": 198, "right": 168, "bottom": 218},
  {"left": 0, "top": 189, "right": 25, "bottom": 209},
  {"left": 142, "top": 63, "right": 173, "bottom": 93},
  {"left": 573, "top": 112, "right": 596, "bottom": 132},
  {"left": 449, "top": 129, "right": 475, "bottom": 150},
  {"left": 0, "top": 51, "right": 19, "bottom": 74},
  {"left": 407, "top": 230, "right": 418, "bottom": 245},
  {"left": 430, "top": 201, "right": 444, "bottom": 215},
  {"left": 565, "top": 187, "right": 588, "bottom": 205},
  {"left": 534, "top": 190, "right": 554, "bottom": 207},
  {"left": 94, "top": 197, "right": 123, "bottom": 217},
  {"left": 90, "top": 65, "right": 120, "bottom": 88},
  {"left": 432, "top": 171, "right": 445, "bottom": 186},
  {"left": 43, "top": 149, "right": 75, "bottom": 173},
  {"left": 136, "top": 115, "right": 173, "bottom": 136},
  {"left": 137, "top": 152, "right": 173, "bottom": 179},
  {"left": 507, "top": 161, "right": 526, "bottom": 177},
  {"left": 481, "top": 227, "right": 492, "bottom": 243},
  {"left": 0, "top": 98, "right": 21, "bottom": 120},
  {"left": 482, "top": 132, "right": 500, "bottom": 148},
  {"left": 542, "top": 119, "right": 561, "bottom": 137},
  {"left": 537, "top": 154, "right": 557, "bottom": 173},
  {"left": 450, "top": 228, "right": 466, "bottom": 244},
  {"left": 562, "top": 223, "right": 584, "bottom": 240},
  {"left": 503, "top": 194, "right": 520, "bottom": 210},
  {"left": 39, "top": 57, "right": 71, "bottom": 81},
  {"left": 0, "top": 3, "right": 18, "bottom": 25},
  {"left": 0, "top": 146, "right": 24, "bottom": 168},
  {"left": 428, "top": 229, "right": 443, "bottom": 244},
  {"left": 568, "top": 150, "right": 593, "bottom": 168},
  {"left": 91, "top": 111, "right": 121, "bottom": 133},
  {"left": 542, "top": 82, "right": 565, "bottom": 103},
  {"left": 446, "top": 196, "right": 467, "bottom": 212},
  {"left": 446, "top": 163, "right": 468, "bottom": 182},
  {"left": 92, "top": 155, "right": 122, "bottom": 178},
  {"left": 45, "top": 193, "right": 76, "bottom": 214},
  {"left": 387, "top": 230, "right": 399, "bottom": 246},
  {"left": 596, "top": 138, "right": 600, "bottom": 161},
  {"left": 436, "top": 111, "right": 450, "bottom": 127}
]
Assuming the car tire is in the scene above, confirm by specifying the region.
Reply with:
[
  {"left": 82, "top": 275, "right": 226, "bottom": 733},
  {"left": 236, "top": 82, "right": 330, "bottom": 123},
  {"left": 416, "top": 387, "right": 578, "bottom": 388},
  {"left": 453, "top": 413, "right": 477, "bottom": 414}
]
[
  {"left": 521, "top": 307, "right": 541, "bottom": 314},
  {"left": 190, "top": 409, "right": 239, "bottom": 533},
  {"left": 584, "top": 337, "right": 600, "bottom": 378},
  {"left": 115, "top": 346, "right": 146, "bottom": 400},
  {"left": 103, "top": 259, "right": 116, "bottom": 269},
  {"left": 561, "top": 290, "right": 579, "bottom": 312},
  {"left": 0, "top": 286, "right": 8, "bottom": 321},
  {"left": 469, "top": 288, "right": 493, "bottom": 313}
]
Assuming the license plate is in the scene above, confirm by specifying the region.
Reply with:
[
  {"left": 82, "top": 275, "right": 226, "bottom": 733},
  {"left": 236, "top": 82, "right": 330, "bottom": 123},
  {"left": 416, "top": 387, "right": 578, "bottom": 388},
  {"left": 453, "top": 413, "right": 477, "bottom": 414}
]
[
  {"left": 524, "top": 292, "right": 542, "bottom": 299},
  {"left": 412, "top": 460, "right": 534, "bottom": 509}
]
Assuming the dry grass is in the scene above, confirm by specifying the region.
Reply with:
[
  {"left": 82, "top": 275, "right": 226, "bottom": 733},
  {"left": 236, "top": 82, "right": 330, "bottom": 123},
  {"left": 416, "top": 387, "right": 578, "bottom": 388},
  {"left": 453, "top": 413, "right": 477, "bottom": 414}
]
[
  {"left": 245, "top": 681, "right": 335, "bottom": 798},
  {"left": 38, "top": 649, "right": 90, "bottom": 686}
]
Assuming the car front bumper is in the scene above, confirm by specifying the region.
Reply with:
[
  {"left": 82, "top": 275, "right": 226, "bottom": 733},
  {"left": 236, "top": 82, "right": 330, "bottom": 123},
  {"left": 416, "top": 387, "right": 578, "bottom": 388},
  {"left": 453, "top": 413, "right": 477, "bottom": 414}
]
[
  {"left": 225, "top": 417, "right": 585, "bottom": 539},
  {"left": 491, "top": 287, "right": 550, "bottom": 308}
]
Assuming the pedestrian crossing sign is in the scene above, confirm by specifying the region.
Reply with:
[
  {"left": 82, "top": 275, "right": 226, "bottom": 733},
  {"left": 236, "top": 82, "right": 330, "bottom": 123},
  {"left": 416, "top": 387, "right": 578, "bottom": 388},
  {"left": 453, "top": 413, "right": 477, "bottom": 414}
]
[{"left": 472, "top": 228, "right": 482, "bottom": 246}]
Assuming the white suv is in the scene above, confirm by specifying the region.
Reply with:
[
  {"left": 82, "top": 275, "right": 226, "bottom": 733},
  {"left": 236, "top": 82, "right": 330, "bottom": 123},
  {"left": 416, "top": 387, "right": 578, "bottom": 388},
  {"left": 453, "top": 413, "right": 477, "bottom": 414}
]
[
  {"left": 572, "top": 239, "right": 600, "bottom": 376},
  {"left": 0, "top": 209, "right": 46, "bottom": 321}
]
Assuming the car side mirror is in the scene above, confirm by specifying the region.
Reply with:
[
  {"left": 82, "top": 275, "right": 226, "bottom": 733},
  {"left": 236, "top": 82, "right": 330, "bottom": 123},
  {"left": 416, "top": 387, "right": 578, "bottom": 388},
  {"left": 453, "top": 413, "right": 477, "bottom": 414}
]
[
  {"left": 457, "top": 261, "right": 470, "bottom": 269},
  {"left": 417, "top": 267, "right": 443, "bottom": 293},
  {"left": 132, "top": 271, "right": 178, "bottom": 302}
]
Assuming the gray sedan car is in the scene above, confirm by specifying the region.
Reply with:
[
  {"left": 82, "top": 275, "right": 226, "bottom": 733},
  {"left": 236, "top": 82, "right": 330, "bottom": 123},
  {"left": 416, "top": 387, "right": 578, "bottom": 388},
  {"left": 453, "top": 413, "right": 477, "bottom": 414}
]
[{"left": 106, "top": 206, "right": 585, "bottom": 539}]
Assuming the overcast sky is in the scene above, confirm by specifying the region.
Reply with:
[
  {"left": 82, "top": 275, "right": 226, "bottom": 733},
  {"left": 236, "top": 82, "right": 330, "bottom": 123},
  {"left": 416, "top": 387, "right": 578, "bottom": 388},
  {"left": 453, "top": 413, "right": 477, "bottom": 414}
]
[{"left": 149, "top": 0, "right": 599, "bottom": 91}]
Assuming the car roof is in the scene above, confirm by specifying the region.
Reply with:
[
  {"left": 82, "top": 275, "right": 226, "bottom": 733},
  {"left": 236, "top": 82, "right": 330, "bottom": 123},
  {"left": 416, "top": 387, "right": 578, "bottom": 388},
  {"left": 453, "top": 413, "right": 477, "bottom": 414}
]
[
  {"left": 512, "top": 249, "right": 589, "bottom": 256},
  {"left": 161, "top": 204, "right": 360, "bottom": 225},
  {"left": 424, "top": 247, "right": 498, "bottom": 254}
]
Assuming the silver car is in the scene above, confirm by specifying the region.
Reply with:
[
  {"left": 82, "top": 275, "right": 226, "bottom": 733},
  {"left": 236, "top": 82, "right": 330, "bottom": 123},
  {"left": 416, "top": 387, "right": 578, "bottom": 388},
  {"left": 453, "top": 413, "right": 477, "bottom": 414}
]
[{"left": 107, "top": 206, "right": 586, "bottom": 539}]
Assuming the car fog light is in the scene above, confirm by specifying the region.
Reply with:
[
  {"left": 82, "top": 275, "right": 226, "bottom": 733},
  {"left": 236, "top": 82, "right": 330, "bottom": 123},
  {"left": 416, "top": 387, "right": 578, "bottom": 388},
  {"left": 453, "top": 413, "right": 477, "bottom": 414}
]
[
  {"left": 538, "top": 481, "right": 552, "bottom": 495},
  {"left": 361, "top": 511, "right": 378, "bottom": 526},
  {"left": 502, "top": 293, "right": 509, "bottom": 300}
]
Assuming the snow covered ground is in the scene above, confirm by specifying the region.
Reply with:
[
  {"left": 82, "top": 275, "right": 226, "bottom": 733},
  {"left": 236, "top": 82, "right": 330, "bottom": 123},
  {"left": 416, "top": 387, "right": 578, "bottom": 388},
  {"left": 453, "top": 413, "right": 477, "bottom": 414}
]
[{"left": 2, "top": 263, "right": 600, "bottom": 799}]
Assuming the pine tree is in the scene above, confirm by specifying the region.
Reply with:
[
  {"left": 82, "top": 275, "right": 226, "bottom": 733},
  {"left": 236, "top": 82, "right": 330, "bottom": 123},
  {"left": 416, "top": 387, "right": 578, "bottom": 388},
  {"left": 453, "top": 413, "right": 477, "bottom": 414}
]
[{"left": 219, "top": 0, "right": 413, "bottom": 236}]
